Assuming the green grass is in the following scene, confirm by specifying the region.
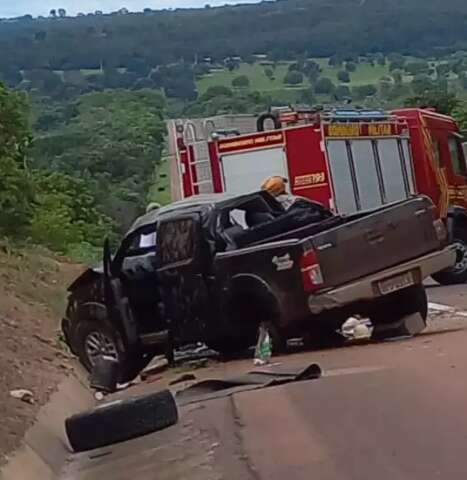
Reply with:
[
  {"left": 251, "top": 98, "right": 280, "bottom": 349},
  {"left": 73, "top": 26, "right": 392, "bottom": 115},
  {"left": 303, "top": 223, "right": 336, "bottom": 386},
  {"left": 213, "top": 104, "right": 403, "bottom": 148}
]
[
  {"left": 148, "top": 159, "right": 171, "bottom": 206},
  {"left": 197, "top": 63, "right": 295, "bottom": 94},
  {"left": 196, "top": 60, "right": 392, "bottom": 95}
]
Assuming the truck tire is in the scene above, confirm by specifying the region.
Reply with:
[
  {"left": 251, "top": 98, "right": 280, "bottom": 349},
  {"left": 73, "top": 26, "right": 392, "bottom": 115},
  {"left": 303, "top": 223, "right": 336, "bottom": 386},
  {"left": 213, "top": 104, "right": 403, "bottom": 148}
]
[
  {"left": 75, "top": 320, "right": 152, "bottom": 383},
  {"left": 431, "top": 237, "right": 467, "bottom": 285},
  {"left": 65, "top": 390, "right": 178, "bottom": 452},
  {"left": 371, "top": 285, "right": 428, "bottom": 340}
]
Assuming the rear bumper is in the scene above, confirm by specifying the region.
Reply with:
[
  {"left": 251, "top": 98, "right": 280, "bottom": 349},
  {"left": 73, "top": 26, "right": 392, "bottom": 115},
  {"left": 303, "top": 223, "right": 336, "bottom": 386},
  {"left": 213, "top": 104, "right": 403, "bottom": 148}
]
[{"left": 307, "top": 246, "right": 456, "bottom": 314}]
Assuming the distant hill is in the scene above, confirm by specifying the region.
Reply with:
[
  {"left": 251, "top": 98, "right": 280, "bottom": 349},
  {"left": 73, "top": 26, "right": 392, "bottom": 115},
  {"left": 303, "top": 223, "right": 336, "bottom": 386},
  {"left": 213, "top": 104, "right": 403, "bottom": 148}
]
[{"left": 1, "top": 0, "right": 467, "bottom": 75}]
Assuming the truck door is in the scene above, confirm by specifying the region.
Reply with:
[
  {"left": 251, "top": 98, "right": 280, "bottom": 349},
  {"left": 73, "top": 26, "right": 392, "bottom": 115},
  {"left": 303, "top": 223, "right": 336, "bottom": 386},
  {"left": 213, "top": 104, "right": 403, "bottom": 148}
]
[
  {"left": 325, "top": 135, "right": 415, "bottom": 214},
  {"left": 157, "top": 214, "right": 210, "bottom": 343}
]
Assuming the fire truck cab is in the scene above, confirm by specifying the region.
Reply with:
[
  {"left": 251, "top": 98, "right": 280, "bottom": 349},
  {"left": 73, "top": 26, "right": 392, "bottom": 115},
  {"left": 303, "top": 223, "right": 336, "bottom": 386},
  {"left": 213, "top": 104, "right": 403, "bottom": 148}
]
[{"left": 166, "top": 106, "right": 467, "bottom": 284}]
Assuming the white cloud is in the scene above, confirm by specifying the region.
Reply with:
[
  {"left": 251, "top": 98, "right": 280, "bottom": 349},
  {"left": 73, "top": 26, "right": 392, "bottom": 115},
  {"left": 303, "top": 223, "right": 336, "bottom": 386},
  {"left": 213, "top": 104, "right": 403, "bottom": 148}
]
[{"left": 1, "top": 0, "right": 256, "bottom": 18}]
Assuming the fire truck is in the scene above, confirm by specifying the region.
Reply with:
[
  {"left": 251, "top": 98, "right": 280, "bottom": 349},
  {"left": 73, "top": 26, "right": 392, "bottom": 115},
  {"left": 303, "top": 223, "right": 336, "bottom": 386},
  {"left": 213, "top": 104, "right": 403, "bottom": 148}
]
[{"left": 165, "top": 106, "right": 467, "bottom": 285}]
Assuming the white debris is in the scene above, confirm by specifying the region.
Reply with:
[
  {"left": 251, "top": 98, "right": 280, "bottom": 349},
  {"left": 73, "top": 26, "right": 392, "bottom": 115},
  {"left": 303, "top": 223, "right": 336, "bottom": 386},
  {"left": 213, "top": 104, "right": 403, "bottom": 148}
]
[
  {"left": 10, "top": 389, "right": 35, "bottom": 404},
  {"left": 341, "top": 316, "right": 372, "bottom": 340}
]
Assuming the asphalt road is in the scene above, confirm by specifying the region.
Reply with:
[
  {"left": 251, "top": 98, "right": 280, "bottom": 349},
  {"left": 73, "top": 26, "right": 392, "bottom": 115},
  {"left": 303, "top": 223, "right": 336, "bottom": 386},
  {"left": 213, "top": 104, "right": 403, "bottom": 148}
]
[{"left": 64, "top": 287, "right": 467, "bottom": 480}]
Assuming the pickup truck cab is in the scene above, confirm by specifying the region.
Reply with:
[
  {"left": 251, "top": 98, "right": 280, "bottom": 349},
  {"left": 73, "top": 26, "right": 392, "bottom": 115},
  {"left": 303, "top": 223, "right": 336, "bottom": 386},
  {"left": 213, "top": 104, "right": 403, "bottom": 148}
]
[{"left": 62, "top": 191, "right": 455, "bottom": 381}]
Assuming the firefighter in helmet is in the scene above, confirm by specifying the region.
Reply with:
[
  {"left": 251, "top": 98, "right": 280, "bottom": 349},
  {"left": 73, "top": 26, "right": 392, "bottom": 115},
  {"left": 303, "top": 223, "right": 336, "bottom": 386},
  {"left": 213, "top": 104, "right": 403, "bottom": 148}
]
[{"left": 261, "top": 176, "right": 299, "bottom": 210}]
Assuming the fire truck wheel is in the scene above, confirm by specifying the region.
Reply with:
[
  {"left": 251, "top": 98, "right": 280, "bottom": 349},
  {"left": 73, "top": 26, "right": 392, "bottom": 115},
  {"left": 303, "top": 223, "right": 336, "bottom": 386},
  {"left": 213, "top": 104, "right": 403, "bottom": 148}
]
[{"left": 431, "top": 237, "right": 467, "bottom": 285}]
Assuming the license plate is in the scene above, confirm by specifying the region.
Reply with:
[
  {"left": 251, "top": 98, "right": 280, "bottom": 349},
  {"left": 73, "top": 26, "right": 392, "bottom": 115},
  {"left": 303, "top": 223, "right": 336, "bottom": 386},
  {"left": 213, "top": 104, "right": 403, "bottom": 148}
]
[{"left": 378, "top": 271, "right": 414, "bottom": 295}]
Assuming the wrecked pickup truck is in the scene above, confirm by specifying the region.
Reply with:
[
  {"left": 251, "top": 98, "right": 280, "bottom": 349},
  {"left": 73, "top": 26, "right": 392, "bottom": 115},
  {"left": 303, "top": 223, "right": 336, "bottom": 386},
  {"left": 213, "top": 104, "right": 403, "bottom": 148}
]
[{"left": 62, "top": 191, "right": 455, "bottom": 381}]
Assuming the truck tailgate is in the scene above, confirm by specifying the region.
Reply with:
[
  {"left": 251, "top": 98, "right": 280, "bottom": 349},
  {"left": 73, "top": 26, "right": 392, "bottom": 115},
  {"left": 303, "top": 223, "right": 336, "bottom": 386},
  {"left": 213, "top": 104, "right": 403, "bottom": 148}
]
[{"left": 310, "top": 196, "right": 440, "bottom": 288}]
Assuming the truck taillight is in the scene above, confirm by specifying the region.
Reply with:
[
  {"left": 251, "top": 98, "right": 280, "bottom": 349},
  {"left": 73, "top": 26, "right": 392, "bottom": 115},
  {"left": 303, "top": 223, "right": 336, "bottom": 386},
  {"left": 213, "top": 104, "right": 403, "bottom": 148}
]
[
  {"left": 433, "top": 219, "right": 447, "bottom": 242},
  {"left": 300, "top": 249, "right": 324, "bottom": 292}
]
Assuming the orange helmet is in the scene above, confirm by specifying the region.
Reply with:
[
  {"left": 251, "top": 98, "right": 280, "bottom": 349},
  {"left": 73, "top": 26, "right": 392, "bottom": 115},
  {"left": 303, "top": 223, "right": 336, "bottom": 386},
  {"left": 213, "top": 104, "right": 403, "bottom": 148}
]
[{"left": 261, "top": 176, "right": 287, "bottom": 196}]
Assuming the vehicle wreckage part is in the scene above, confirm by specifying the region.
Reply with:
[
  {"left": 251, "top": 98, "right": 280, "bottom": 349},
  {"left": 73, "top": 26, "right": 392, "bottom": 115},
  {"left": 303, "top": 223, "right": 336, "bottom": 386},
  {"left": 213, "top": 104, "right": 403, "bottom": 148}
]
[
  {"left": 65, "top": 389, "right": 178, "bottom": 452},
  {"left": 90, "top": 355, "right": 119, "bottom": 393},
  {"left": 371, "top": 285, "right": 428, "bottom": 340},
  {"left": 176, "top": 363, "right": 322, "bottom": 406}
]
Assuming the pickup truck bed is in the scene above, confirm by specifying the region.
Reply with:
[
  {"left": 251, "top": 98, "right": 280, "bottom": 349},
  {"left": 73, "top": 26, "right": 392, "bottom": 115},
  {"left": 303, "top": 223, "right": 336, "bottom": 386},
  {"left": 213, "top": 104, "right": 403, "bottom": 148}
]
[{"left": 214, "top": 195, "right": 454, "bottom": 331}]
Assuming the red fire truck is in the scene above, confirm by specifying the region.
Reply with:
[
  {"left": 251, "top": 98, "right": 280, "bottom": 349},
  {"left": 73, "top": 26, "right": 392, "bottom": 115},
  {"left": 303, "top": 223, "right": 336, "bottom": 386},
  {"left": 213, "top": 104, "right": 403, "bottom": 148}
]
[{"left": 166, "top": 107, "right": 467, "bottom": 285}]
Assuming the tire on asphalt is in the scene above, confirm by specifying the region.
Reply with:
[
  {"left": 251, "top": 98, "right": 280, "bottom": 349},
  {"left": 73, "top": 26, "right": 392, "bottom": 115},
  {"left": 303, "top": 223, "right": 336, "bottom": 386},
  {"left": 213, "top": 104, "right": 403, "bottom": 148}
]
[
  {"left": 431, "top": 236, "right": 467, "bottom": 285},
  {"left": 371, "top": 285, "right": 428, "bottom": 340},
  {"left": 75, "top": 320, "right": 152, "bottom": 384},
  {"left": 65, "top": 389, "right": 178, "bottom": 452}
]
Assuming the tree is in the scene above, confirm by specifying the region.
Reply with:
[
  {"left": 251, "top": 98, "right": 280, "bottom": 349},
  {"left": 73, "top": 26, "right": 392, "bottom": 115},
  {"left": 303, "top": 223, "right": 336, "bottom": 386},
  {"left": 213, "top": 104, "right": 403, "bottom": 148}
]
[
  {"left": 376, "top": 54, "right": 386, "bottom": 66},
  {"left": 58, "top": 8, "right": 66, "bottom": 18},
  {"left": 411, "top": 74, "right": 434, "bottom": 94},
  {"left": 335, "top": 85, "right": 351, "bottom": 100},
  {"left": 352, "top": 84, "right": 377, "bottom": 99},
  {"left": 31, "top": 90, "right": 167, "bottom": 232},
  {"left": 337, "top": 70, "right": 350, "bottom": 83},
  {"left": 345, "top": 62, "right": 357, "bottom": 72},
  {"left": 49, "top": 9, "right": 57, "bottom": 18},
  {"left": 404, "top": 90, "right": 459, "bottom": 115},
  {"left": 314, "top": 77, "right": 335, "bottom": 94},
  {"left": 404, "top": 61, "right": 429, "bottom": 76},
  {"left": 232, "top": 75, "right": 250, "bottom": 88},
  {"left": 389, "top": 59, "right": 406, "bottom": 72},
  {"left": 284, "top": 70, "right": 303, "bottom": 85},
  {"left": 328, "top": 55, "right": 342, "bottom": 67},
  {"left": 201, "top": 85, "right": 233, "bottom": 100},
  {"left": 0, "top": 82, "right": 34, "bottom": 236}
]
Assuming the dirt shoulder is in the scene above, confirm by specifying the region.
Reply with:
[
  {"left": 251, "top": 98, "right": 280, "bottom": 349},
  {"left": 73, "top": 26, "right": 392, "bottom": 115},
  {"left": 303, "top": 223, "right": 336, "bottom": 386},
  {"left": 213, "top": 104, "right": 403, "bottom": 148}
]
[{"left": 0, "top": 243, "right": 82, "bottom": 466}]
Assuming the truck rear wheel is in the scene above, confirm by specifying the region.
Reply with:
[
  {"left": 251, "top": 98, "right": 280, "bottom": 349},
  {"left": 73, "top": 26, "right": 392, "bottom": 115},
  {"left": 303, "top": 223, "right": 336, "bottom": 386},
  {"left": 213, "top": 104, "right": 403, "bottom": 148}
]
[
  {"left": 431, "top": 237, "right": 467, "bottom": 285},
  {"left": 370, "top": 285, "right": 428, "bottom": 340}
]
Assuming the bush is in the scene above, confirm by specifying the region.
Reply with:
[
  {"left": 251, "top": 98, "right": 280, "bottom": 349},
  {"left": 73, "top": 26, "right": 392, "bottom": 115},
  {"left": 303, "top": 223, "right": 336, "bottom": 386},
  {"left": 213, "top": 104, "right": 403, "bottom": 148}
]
[
  {"left": 337, "top": 70, "right": 350, "bottom": 83},
  {"left": 231, "top": 75, "right": 250, "bottom": 88},
  {"left": 314, "top": 77, "right": 335, "bottom": 94},
  {"left": 284, "top": 70, "right": 303, "bottom": 85}
]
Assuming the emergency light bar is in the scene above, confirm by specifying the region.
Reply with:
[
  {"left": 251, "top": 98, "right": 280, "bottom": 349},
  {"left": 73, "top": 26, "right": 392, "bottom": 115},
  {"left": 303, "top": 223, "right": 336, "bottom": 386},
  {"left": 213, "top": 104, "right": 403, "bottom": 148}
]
[{"left": 325, "top": 109, "right": 389, "bottom": 122}]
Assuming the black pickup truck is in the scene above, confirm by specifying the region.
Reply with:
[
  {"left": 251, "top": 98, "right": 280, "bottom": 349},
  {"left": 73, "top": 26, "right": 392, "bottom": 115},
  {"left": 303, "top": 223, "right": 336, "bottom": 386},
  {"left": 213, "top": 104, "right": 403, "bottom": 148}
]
[{"left": 62, "top": 191, "right": 455, "bottom": 381}]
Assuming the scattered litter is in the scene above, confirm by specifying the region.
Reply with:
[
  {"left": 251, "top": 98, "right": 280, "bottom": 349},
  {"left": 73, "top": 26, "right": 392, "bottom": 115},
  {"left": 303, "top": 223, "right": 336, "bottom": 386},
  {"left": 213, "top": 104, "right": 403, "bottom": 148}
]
[
  {"left": 170, "top": 373, "right": 197, "bottom": 385},
  {"left": 341, "top": 316, "right": 372, "bottom": 340},
  {"left": 140, "top": 357, "right": 169, "bottom": 380},
  {"left": 174, "top": 343, "right": 219, "bottom": 363},
  {"left": 186, "top": 358, "right": 209, "bottom": 369},
  {"left": 254, "top": 323, "right": 272, "bottom": 365},
  {"left": 94, "top": 391, "right": 105, "bottom": 401},
  {"left": 10, "top": 389, "right": 35, "bottom": 404}
]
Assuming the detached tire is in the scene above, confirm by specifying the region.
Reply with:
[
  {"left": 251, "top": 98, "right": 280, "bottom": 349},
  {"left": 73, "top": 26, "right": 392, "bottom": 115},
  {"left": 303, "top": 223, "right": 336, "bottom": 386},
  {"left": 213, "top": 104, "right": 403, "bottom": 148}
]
[
  {"left": 66, "top": 389, "right": 178, "bottom": 452},
  {"left": 432, "top": 237, "right": 467, "bottom": 285}
]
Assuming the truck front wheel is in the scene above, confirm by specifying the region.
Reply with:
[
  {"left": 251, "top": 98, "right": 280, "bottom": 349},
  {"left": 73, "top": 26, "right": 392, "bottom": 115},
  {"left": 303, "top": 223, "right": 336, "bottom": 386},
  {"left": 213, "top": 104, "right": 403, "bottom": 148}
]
[
  {"left": 75, "top": 320, "right": 151, "bottom": 383},
  {"left": 432, "top": 236, "right": 467, "bottom": 285},
  {"left": 370, "top": 285, "right": 428, "bottom": 340}
]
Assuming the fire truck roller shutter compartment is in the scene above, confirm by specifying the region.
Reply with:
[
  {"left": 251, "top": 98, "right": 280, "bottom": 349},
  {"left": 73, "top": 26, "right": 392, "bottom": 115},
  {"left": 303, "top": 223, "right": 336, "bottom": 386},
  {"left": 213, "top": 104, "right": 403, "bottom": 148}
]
[
  {"left": 220, "top": 146, "right": 289, "bottom": 196},
  {"left": 326, "top": 137, "right": 416, "bottom": 214}
]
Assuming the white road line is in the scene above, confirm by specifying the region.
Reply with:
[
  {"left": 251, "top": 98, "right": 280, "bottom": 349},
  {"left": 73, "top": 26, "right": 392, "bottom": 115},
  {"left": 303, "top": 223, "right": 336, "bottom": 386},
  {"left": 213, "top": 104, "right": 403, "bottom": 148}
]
[{"left": 429, "top": 302, "right": 467, "bottom": 317}]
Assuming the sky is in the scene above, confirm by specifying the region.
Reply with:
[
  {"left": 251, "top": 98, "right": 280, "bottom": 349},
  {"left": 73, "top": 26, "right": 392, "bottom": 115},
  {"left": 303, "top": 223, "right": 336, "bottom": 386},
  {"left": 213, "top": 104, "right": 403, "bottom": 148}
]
[{"left": 0, "top": 0, "right": 255, "bottom": 18}]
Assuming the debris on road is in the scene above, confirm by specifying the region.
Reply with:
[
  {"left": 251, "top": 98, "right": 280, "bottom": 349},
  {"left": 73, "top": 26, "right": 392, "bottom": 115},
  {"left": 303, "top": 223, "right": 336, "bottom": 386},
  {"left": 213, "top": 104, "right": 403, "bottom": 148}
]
[
  {"left": 65, "top": 389, "right": 179, "bottom": 452},
  {"left": 9, "top": 389, "right": 35, "bottom": 404},
  {"left": 176, "top": 363, "right": 322, "bottom": 406},
  {"left": 341, "top": 317, "right": 372, "bottom": 340},
  {"left": 170, "top": 373, "right": 197, "bottom": 385},
  {"left": 140, "top": 357, "right": 169, "bottom": 381},
  {"left": 254, "top": 323, "right": 272, "bottom": 366},
  {"left": 90, "top": 355, "right": 119, "bottom": 394}
]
